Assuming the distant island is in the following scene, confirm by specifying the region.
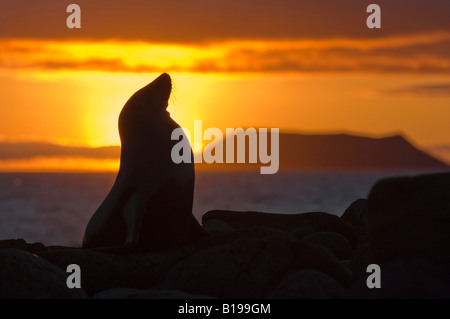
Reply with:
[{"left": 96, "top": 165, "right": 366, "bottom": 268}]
[
  {"left": 0, "top": 133, "right": 448, "bottom": 171},
  {"left": 197, "top": 132, "right": 449, "bottom": 171}
]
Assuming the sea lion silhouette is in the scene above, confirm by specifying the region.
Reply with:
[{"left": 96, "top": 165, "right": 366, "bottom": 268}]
[{"left": 82, "top": 73, "right": 206, "bottom": 250}]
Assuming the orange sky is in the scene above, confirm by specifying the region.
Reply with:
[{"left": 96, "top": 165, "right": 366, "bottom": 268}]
[{"left": 0, "top": 0, "right": 449, "bottom": 171}]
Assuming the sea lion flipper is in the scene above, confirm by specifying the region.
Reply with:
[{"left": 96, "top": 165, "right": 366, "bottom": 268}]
[
  {"left": 123, "top": 190, "right": 149, "bottom": 247},
  {"left": 83, "top": 184, "right": 136, "bottom": 248}
]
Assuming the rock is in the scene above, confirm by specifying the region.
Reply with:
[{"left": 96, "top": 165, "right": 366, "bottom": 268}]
[
  {"left": 367, "top": 172, "right": 450, "bottom": 265},
  {"left": 351, "top": 242, "right": 376, "bottom": 282},
  {"left": 341, "top": 199, "right": 369, "bottom": 243},
  {"left": 93, "top": 288, "right": 215, "bottom": 299},
  {"left": 163, "top": 237, "right": 295, "bottom": 298},
  {"left": 350, "top": 258, "right": 450, "bottom": 298},
  {"left": 293, "top": 241, "right": 352, "bottom": 288},
  {"left": 163, "top": 225, "right": 351, "bottom": 298},
  {"left": 339, "top": 260, "right": 352, "bottom": 279},
  {"left": 0, "top": 238, "right": 48, "bottom": 254},
  {"left": 202, "top": 220, "right": 235, "bottom": 236},
  {"left": 269, "top": 270, "right": 347, "bottom": 299},
  {"left": 38, "top": 246, "right": 194, "bottom": 297},
  {"left": 0, "top": 249, "right": 88, "bottom": 299},
  {"left": 290, "top": 227, "right": 315, "bottom": 240},
  {"left": 302, "top": 232, "right": 352, "bottom": 260},
  {"left": 341, "top": 198, "right": 368, "bottom": 227},
  {"left": 202, "top": 210, "right": 357, "bottom": 247},
  {"left": 194, "top": 226, "right": 298, "bottom": 250},
  {"left": 38, "top": 226, "right": 299, "bottom": 297}
]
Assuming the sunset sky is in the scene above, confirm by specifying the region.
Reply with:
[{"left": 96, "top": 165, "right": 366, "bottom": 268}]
[{"left": 0, "top": 0, "right": 449, "bottom": 171}]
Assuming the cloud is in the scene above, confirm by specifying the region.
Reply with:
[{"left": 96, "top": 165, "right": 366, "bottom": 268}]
[
  {"left": 0, "top": 142, "right": 120, "bottom": 160},
  {"left": 1, "top": 32, "right": 450, "bottom": 74}
]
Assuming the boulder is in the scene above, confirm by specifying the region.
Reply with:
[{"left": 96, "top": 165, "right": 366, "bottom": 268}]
[
  {"left": 293, "top": 241, "right": 352, "bottom": 288},
  {"left": 339, "top": 260, "right": 352, "bottom": 278},
  {"left": 341, "top": 199, "right": 369, "bottom": 243},
  {"left": 164, "top": 225, "right": 352, "bottom": 298},
  {"left": 351, "top": 242, "right": 376, "bottom": 282},
  {"left": 38, "top": 226, "right": 299, "bottom": 297},
  {"left": 350, "top": 258, "right": 450, "bottom": 298},
  {"left": 202, "top": 210, "right": 357, "bottom": 247},
  {"left": 290, "top": 227, "right": 316, "bottom": 240},
  {"left": 0, "top": 238, "right": 48, "bottom": 254},
  {"left": 0, "top": 249, "right": 88, "bottom": 299},
  {"left": 193, "top": 226, "right": 298, "bottom": 250},
  {"left": 38, "top": 246, "right": 193, "bottom": 297},
  {"left": 302, "top": 232, "right": 352, "bottom": 260},
  {"left": 93, "top": 288, "right": 215, "bottom": 299},
  {"left": 269, "top": 269, "right": 347, "bottom": 299},
  {"left": 201, "top": 220, "right": 235, "bottom": 236},
  {"left": 163, "top": 237, "right": 295, "bottom": 298},
  {"left": 367, "top": 172, "right": 450, "bottom": 265},
  {"left": 341, "top": 198, "right": 368, "bottom": 227}
]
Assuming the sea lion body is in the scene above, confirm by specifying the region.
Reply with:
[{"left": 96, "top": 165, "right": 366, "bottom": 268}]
[{"left": 82, "top": 73, "right": 206, "bottom": 250}]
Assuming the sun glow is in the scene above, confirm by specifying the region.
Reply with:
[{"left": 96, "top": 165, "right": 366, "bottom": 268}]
[
  {"left": 0, "top": 35, "right": 449, "bottom": 171},
  {"left": 0, "top": 39, "right": 223, "bottom": 73},
  {"left": 2, "top": 32, "right": 450, "bottom": 74}
]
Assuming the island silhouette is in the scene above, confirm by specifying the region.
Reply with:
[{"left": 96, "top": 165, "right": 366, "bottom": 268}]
[{"left": 1, "top": 133, "right": 447, "bottom": 171}]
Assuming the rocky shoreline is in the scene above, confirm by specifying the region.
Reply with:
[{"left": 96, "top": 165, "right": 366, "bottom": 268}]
[{"left": 1, "top": 172, "right": 449, "bottom": 299}]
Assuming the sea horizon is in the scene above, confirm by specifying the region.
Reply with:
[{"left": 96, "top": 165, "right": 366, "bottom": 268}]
[{"left": 0, "top": 168, "right": 447, "bottom": 246}]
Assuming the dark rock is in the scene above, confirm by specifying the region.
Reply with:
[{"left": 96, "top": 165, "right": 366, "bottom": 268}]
[
  {"left": 202, "top": 210, "right": 357, "bottom": 247},
  {"left": 341, "top": 198, "right": 368, "bottom": 227},
  {"left": 339, "top": 260, "right": 352, "bottom": 278},
  {"left": 0, "top": 238, "right": 48, "bottom": 254},
  {"left": 38, "top": 226, "right": 299, "bottom": 297},
  {"left": 293, "top": 241, "right": 352, "bottom": 288},
  {"left": 193, "top": 226, "right": 298, "bottom": 250},
  {"left": 290, "top": 227, "right": 316, "bottom": 240},
  {"left": 163, "top": 225, "right": 351, "bottom": 298},
  {"left": 0, "top": 249, "right": 88, "bottom": 299},
  {"left": 163, "top": 237, "right": 295, "bottom": 298},
  {"left": 340, "top": 260, "right": 351, "bottom": 268},
  {"left": 341, "top": 199, "right": 369, "bottom": 243},
  {"left": 350, "top": 258, "right": 450, "bottom": 298},
  {"left": 202, "top": 220, "right": 235, "bottom": 236},
  {"left": 93, "top": 288, "right": 215, "bottom": 299},
  {"left": 367, "top": 172, "right": 450, "bottom": 265},
  {"left": 302, "top": 232, "right": 352, "bottom": 260},
  {"left": 38, "top": 247, "right": 193, "bottom": 297},
  {"left": 351, "top": 242, "right": 376, "bottom": 282},
  {"left": 269, "top": 270, "right": 347, "bottom": 299}
]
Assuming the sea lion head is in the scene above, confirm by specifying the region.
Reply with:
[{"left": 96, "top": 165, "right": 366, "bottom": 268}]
[{"left": 118, "top": 73, "right": 172, "bottom": 143}]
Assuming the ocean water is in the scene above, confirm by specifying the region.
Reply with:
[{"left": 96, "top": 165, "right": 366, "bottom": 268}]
[{"left": 0, "top": 170, "right": 438, "bottom": 246}]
